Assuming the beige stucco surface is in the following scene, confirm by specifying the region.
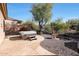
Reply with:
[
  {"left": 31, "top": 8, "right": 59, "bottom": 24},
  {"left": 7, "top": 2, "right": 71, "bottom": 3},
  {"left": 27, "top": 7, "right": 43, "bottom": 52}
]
[{"left": 0, "top": 9, "right": 5, "bottom": 45}]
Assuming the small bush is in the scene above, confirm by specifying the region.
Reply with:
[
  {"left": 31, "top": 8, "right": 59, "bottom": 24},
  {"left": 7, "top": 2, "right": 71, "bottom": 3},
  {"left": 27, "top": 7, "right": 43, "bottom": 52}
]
[
  {"left": 45, "top": 24, "right": 52, "bottom": 33},
  {"left": 22, "top": 21, "right": 39, "bottom": 31}
]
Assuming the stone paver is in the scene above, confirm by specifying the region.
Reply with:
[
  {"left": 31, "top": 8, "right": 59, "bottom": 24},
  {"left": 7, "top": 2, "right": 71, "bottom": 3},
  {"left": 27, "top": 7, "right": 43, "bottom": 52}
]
[{"left": 0, "top": 35, "right": 56, "bottom": 56}]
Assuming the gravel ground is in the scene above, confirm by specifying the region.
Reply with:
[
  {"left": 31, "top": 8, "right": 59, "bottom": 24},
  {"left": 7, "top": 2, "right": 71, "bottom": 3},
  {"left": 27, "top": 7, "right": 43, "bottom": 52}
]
[{"left": 41, "top": 34, "right": 79, "bottom": 56}]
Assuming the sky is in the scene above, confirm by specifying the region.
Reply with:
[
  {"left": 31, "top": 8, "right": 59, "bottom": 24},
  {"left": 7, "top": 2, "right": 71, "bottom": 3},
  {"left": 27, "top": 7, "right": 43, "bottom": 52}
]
[{"left": 7, "top": 3, "right": 79, "bottom": 22}]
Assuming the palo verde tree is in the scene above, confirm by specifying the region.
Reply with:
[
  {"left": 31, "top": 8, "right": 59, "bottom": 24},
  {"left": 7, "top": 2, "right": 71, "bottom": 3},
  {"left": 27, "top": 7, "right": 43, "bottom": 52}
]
[
  {"left": 51, "top": 18, "right": 70, "bottom": 34},
  {"left": 31, "top": 3, "right": 53, "bottom": 33}
]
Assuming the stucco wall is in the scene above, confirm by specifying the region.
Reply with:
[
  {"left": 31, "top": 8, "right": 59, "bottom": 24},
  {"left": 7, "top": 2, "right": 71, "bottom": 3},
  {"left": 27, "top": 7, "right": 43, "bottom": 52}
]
[{"left": 0, "top": 9, "right": 5, "bottom": 45}]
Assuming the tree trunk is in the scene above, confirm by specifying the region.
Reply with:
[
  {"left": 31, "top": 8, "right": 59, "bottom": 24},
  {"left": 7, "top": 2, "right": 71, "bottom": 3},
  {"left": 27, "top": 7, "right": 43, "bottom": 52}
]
[
  {"left": 52, "top": 26, "right": 57, "bottom": 39},
  {"left": 39, "top": 21, "right": 42, "bottom": 34}
]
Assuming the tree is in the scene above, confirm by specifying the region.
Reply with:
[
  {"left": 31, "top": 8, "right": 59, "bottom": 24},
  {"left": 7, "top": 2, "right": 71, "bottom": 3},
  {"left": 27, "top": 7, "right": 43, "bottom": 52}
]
[
  {"left": 31, "top": 3, "right": 53, "bottom": 33},
  {"left": 51, "top": 18, "right": 70, "bottom": 34},
  {"left": 66, "top": 19, "right": 79, "bottom": 30}
]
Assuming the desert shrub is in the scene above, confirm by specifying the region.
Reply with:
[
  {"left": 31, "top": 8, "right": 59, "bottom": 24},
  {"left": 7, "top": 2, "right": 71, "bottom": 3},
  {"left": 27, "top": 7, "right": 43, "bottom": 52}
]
[
  {"left": 22, "top": 21, "right": 39, "bottom": 31},
  {"left": 44, "top": 24, "right": 52, "bottom": 33},
  {"left": 51, "top": 18, "right": 70, "bottom": 34},
  {"left": 66, "top": 19, "right": 79, "bottom": 30}
]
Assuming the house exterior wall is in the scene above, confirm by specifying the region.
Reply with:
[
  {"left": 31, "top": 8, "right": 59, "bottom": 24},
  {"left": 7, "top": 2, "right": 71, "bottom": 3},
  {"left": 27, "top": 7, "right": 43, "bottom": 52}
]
[{"left": 0, "top": 9, "right": 5, "bottom": 45}]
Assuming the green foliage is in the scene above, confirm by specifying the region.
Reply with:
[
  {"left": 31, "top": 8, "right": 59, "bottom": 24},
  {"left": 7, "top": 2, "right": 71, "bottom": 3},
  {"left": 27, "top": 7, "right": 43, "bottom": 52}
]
[
  {"left": 22, "top": 21, "right": 39, "bottom": 31},
  {"left": 66, "top": 19, "right": 79, "bottom": 30},
  {"left": 31, "top": 3, "right": 53, "bottom": 32},
  {"left": 51, "top": 18, "right": 70, "bottom": 33},
  {"left": 45, "top": 24, "right": 52, "bottom": 33},
  {"left": 31, "top": 3, "right": 52, "bottom": 23},
  {"left": 66, "top": 19, "right": 79, "bottom": 25}
]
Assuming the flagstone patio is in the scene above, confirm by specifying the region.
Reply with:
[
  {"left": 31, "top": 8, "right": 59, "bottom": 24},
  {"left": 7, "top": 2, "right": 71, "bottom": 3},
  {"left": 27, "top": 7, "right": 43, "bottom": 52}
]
[{"left": 0, "top": 35, "right": 56, "bottom": 56}]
